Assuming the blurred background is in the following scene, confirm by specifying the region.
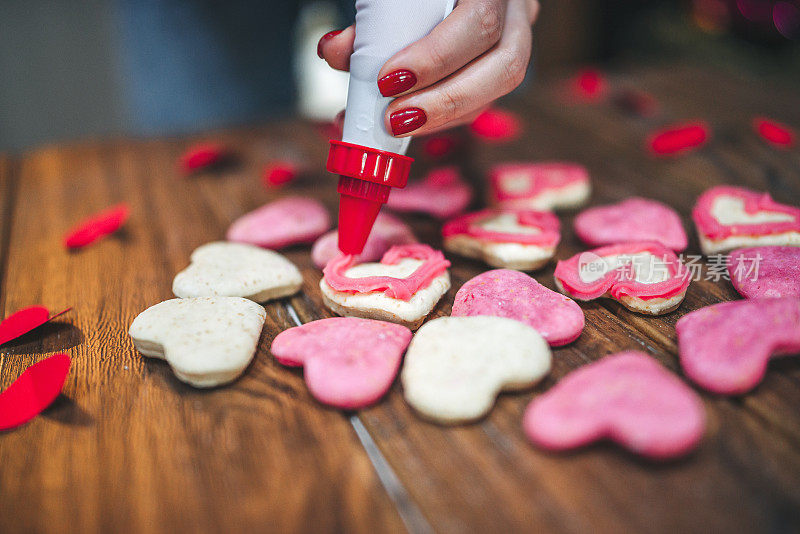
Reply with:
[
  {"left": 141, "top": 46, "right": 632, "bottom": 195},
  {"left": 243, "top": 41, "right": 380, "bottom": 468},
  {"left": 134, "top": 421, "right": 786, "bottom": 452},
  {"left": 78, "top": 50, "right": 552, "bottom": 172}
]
[{"left": 1, "top": 0, "right": 798, "bottom": 152}]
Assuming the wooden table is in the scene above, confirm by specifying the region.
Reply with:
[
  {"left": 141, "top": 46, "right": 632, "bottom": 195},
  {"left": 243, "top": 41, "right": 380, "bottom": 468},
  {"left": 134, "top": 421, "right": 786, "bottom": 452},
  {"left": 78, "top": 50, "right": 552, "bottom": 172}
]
[{"left": 1, "top": 64, "right": 799, "bottom": 534}]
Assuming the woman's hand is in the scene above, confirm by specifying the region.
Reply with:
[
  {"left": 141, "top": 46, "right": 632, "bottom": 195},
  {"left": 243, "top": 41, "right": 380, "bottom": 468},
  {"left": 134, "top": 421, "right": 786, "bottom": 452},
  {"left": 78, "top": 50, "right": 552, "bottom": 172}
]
[{"left": 317, "top": 0, "right": 539, "bottom": 137}]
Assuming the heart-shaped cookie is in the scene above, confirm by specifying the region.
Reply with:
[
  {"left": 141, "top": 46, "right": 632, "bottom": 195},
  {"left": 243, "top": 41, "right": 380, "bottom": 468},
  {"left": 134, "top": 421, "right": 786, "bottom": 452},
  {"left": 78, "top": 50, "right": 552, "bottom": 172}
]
[
  {"left": 386, "top": 167, "right": 472, "bottom": 219},
  {"left": 129, "top": 297, "right": 266, "bottom": 388},
  {"left": 692, "top": 186, "right": 800, "bottom": 255},
  {"left": 271, "top": 317, "right": 412, "bottom": 409},
  {"left": 489, "top": 162, "right": 590, "bottom": 211},
  {"left": 443, "top": 209, "right": 561, "bottom": 270},
  {"left": 173, "top": 242, "right": 302, "bottom": 302},
  {"left": 523, "top": 351, "right": 705, "bottom": 459},
  {"left": 320, "top": 244, "right": 451, "bottom": 330},
  {"left": 728, "top": 246, "right": 800, "bottom": 299},
  {"left": 311, "top": 213, "right": 417, "bottom": 269},
  {"left": 676, "top": 298, "right": 800, "bottom": 394},
  {"left": 401, "top": 316, "right": 551, "bottom": 424},
  {"left": 452, "top": 269, "right": 584, "bottom": 346},
  {"left": 574, "top": 197, "right": 687, "bottom": 251},
  {"left": 227, "top": 196, "right": 331, "bottom": 249},
  {"left": 554, "top": 241, "right": 690, "bottom": 315}
]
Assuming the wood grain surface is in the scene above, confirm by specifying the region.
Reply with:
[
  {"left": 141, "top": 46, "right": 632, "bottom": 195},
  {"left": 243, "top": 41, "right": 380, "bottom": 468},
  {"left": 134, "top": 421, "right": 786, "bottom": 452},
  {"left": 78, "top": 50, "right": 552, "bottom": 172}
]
[{"left": 0, "top": 65, "right": 799, "bottom": 534}]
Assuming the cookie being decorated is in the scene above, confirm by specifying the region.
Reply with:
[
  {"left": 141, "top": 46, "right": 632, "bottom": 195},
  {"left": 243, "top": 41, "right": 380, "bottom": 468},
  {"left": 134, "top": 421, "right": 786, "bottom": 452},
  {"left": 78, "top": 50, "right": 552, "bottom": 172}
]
[
  {"left": 554, "top": 242, "right": 690, "bottom": 315},
  {"left": 677, "top": 298, "right": 800, "bottom": 395},
  {"left": 271, "top": 318, "right": 412, "bottom": 409},
  {"left": 129, "top": 297, "right": 266, "bottom": 388},
  {"left": 692, "top": 186, "right": 800, "bottom": 255},
  {"left": 173, "top": 242, "right": 301, "bottom": 302},
  {"left": 443, "top": 209, "right": 560, "bottom": 271},
  {"left": 402, "top": 316, "right": 551, "bottom": 424},
  {"left": 452, "top": 269, "right": 584, "bottom": 346},
  {"left": 320, "top": 244, "right": 451, "bottom": 330},
  {"left": 490, "top": 162, "right": 590, "bottom": 211},
  {"left": 728, "top": 246, "right": 800, "bottom": 299},
  {"left": 574, "top": 197, "right": 687, "bottom": 251},
  {"left": 311, "top": 213, "right": 417, "bottom": 269},
  {"left": 523, "top": 351, "right": 705, "bottom": 459},
  {"left": 227, "top": 197, "right": 331, "bottom": 249}
]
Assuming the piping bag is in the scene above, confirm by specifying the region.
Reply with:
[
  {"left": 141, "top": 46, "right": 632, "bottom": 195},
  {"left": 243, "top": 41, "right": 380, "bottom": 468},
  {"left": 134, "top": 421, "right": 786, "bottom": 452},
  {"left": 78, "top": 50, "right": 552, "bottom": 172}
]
[{"left": 326, "top": 0, "right": 456, "bottom": 254}]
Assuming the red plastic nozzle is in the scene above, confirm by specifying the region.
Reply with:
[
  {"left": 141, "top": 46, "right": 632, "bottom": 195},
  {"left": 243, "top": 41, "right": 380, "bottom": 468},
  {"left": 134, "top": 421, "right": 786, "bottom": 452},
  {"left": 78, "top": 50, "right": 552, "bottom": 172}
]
[{"left": 326, "top": 140, "right": 413, "bottom": 255}]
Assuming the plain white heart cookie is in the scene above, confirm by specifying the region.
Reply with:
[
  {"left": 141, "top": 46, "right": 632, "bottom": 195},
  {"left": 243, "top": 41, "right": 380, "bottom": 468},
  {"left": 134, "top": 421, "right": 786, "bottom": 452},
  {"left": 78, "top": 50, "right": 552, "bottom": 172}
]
[
  {"left": 173, "top": 242, "right": 302, "bottom": 302},
  {"left": 128, "top": 297, "right": 266, "bottom": 388},
  {"left": 401, "top": 316, "right": 552, "bottom": 424}
]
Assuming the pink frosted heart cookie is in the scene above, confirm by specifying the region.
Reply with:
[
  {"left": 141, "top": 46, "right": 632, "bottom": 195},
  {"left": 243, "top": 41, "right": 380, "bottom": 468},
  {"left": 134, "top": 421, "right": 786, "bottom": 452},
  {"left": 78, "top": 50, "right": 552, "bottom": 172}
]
[
  {"left": 320, "top": 244, "right": 451, "bottom": 329},
  {"left": 574, "top": 197, "right": 687, "bottom": 251},
  {"left": 523, "top": 351, "right": 705, "bottom": 459},
  {"left": 271, "top": 317, "right": 412, "bottom": 409},
  {"left": 490, "top": 162, "right": 590, "bottom": 211},
  {"left": 442, "top": 209, "right": 560, "bottom": 271},
  {"left": 692, "top": 186, "right": 800, "bottom": 255},
  {"left": 227, "top": 196, "right": 331, "bottom": 249},
  {"left": 452, "top": 269, "right": 584, "bottom": 346},
  {"left": 311, "top": 213, "right": 417, "bottom": 269},
  {"left": 676, "top": 298, "right": 800, "bottom": 395},
  {"left": 386, "top": 167, "right": 472, "bottom": 219},
  {"left": 554, "top": 241, "right": 690, "bottom": 315},
  {"left": 728, "top": 246, "right": 800, "bottom": 299}
]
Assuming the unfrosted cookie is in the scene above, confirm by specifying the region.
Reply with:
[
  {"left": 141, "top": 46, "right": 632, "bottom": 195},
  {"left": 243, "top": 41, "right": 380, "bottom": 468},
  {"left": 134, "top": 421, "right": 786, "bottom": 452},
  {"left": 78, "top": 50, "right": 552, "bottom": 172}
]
[
  {"left": 173, "top": 242, "right": 302, "bottom": 302},
  {"left": 320, "top": 244, "right": 451, "bottom": 330},
  {"left": 386, "top": 167, "right": 472, "bottom": 219},
  {"left": 728, "top": 246, "right": 800, "bottom": 299},
  {"left": 311, "top": 213, "right": 417, "bottom": 269},
  {"left": 271, "top": 317, "right": 412, "bottom": 409},
  {"left": 227, "top": 196, "right": 331, "bottom": 249},
  {"left": 452, "top": 269, "right": 584, "bottom": 346},
  {"left": 489, "top": 162, "right": 590, "bottom": 211},
  {"left": 442, "top": 209, "right": 560, "bottom": 271},
  {"left": 676, "top": 298, "right": 800, "bottom": 395},
  {"left": 523, "top": 351, "right": 705, "bottom": 459},
  {"left": 554, "top": 242, "right": 690, "bottom": 315},
  {"left": 402, "top": 316, "right": 551, "bottom": 424},
  {"left": 692, "top": 186, "right": 800, "bottom": 255},
  {"left": 128, "top": 297, "right": 266, "bottom": 388},
  {"left": 574, "top": 197, "right": 687, "bottom": 251}
]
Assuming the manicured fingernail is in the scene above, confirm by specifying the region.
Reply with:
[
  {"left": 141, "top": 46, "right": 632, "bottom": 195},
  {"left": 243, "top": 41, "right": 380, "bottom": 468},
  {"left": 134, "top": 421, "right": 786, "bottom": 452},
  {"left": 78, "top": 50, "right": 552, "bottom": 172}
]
[
  {"left": 317, "top": 29, "right": 343, "bottom": 59},
  {"left": 390, "top": 108, "right": 427, "bottom": 136},
  {"left": 378, "top": 69, "right": 417, "bottom": 97}
]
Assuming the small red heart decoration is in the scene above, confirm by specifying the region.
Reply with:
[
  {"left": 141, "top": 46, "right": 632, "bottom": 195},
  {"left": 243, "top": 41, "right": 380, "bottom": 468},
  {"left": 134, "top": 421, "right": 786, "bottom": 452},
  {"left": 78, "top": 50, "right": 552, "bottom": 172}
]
[
  {"left": 0, "top": 306, "right": 71, "bottom": 346},
  {"left": 0, "top": 353, "right": 71, "bottom": 431},
  {"left": 63, "top": 203, "right": 129, "bottom": 249}
]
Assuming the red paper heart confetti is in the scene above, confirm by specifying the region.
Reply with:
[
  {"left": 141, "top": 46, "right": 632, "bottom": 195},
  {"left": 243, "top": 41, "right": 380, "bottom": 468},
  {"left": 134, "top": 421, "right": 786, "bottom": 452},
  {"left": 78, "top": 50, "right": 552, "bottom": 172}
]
[
  {"left": 648, "top": 121, "right": 710, "bottom": 156},
  {"left": 63, "top": 203, "right": 130, "bottom": 249},
  {"left": 421, "top": 134, "right": 457, "bottom": 158},
  {"left": 262, "top": 161, "right": 299, "bottom": 188},
  {"left": 469, "top": 108, "right": 522, "bottom": 142},
  {"left": 753, "top": 117, "right": 795, "bottom": 148},
  {"left": 572, "top": 68, "right": 607, "bottom": 101},
  {"left": 0, "top": 306, "right": 72, "bottom": 346},
  {"left": 0, "top": 353, "right": 71, "bottom": 431},
  {"left": 179, "top": 143, "right": 227, "bottom": 174}
]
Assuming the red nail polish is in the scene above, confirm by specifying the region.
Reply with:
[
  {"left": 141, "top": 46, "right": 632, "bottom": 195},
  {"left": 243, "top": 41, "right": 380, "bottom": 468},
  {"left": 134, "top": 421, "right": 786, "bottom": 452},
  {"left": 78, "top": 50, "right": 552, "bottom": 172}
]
[
  {"left": 378, "top": 69, "right": 417, "bottom": 97},
  {"left": 390, "top": 108, "right": 427, "bottom": 136},
  {"left": 317, "top": 29, "right": 343, "bottom": 59}
]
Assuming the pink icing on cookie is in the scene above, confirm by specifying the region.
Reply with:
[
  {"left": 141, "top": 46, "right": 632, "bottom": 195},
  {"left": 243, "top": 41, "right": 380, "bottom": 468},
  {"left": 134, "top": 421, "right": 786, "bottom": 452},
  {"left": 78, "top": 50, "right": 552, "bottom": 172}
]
[
  {"left": 386, "top": 167, "right": 472, "bottom": 219},
  {"left": 677, "top": 298, "right": 800, "bottom": 395},
  {"left": 554, "top": 242, "right": 690, "bottom": 300},
  {"left": 692, "top": 186, "right": 800, "bottom": 241},
  {"left": 323, "top": 244, "right": 450, "bottom": 301},
  {"left": 728, "top": 246, "right": 800, "bottom": 299},
  {"left": 523, "top": 351, "right": 705, "bottom": 459},
  {"left": 442, "top": 209, "right": 561, "bottom": 247},
  {"left": 574, "top": 197, "right": 687, "bottom": 251},
  {"left": 227, "top": 197, "right": 331, "bottom": 249},
  {"left": 271, "top": 317, "right": 412, "bottom": 409},
  {"left": 490, "top": 162, "right": 589, "bottom": 204},
  {"left": 452, "top": 269, "right": 584, "bottom": 346},
  {"left": 311, "top": 213, "right": 417, "bottom": 269}
]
